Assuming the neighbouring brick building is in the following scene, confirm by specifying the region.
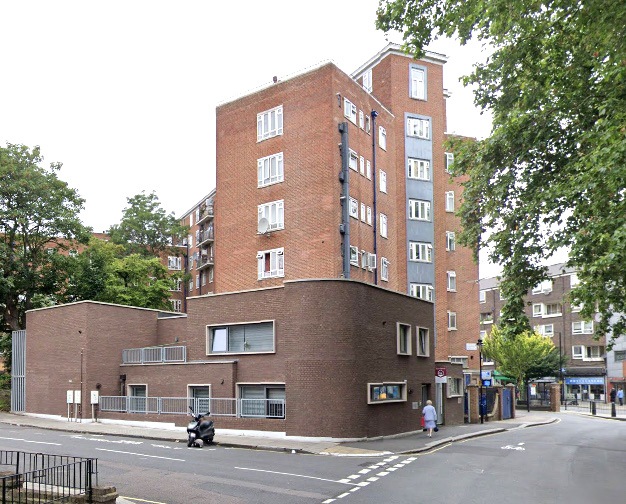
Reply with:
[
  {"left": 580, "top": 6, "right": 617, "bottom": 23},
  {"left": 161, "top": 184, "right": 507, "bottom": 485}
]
[{"left": 15, "top": 43, "right": 477, "bottom": 436}]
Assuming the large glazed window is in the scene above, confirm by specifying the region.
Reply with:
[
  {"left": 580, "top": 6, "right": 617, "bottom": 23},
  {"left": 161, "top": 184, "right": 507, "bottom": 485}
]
[{"left": 207, "top": 321, "right": 274, "bottom": 354}]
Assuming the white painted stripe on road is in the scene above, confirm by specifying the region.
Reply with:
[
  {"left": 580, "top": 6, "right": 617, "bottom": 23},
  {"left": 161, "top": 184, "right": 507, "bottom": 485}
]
[
  {"left": 387, "top": 467, "right": 398, "bottom": 471},
  {"left": 0, "top": 436, "right": 61, "bottom": 446},
  {"left": 358, "top": 468, "right": 371, "bottom": 474},
  {"left": 95, "top": 448, "right": 185, "bottom": 461},
  {"left": 235, "top": 466, "right": 358, "bottom": 486},
  {"left": 356, "top": 481, "right": 370, "bottom": 487},
  {"left": 367, "top": 477, "right": 379, "bottom": 482},
  {"left": 349, "top": 487, "right": 360, "bottom": 492},
  {"left": 406, "top": 457, "right": 417, "bottom": 462},
  {"left": 376, "top": 471, "right": 389, "bottom": 476},
  {"left": 337, "top": 492, "right": 351, "bottom": 498},
  {"left": 347, "top": 474, "right": 360, "bottom": 480}
]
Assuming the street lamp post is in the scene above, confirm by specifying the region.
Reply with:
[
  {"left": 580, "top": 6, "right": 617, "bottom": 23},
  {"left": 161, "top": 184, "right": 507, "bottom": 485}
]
[
  {"left": 558, "top": 332, "right": 564, "bottom": 405},
  {"left": 477, "top": 338, "right": 484, "bottom": 424}
]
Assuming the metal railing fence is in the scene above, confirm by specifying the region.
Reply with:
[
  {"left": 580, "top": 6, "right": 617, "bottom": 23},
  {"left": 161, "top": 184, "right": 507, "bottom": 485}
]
[
  {"left": 121, "top": 346, "right": 186, "bottom": 364},
  {"left": 99, "top": 396, "right": 285, "bottom": 419},
  {"left": 0, "top": 451, "right": 97, "bottom": 503}
]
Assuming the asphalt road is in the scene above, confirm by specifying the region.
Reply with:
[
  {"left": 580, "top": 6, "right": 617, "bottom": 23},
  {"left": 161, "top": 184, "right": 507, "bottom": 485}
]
[{"left": 0, "top": 414, "right": 623, "bottom": 503}]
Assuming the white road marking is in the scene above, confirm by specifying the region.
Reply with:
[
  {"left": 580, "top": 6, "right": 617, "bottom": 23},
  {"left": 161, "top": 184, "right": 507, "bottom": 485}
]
[
  {"left": 71, "top": 435, "right": 142, "bottom": 445},
  {"left": 235, "top": 467, "right": 358, "bottom": 485},
  {"left": 347, "top": 474, "right": 360, "bottom": 480},
  {"left": 358, "top": 469, "right": 371, "bottom": 474},
  {"left": 367, "top": 477, "right": 379, "bottom": 482},
  {"left": 501, "top": 444, "right": 525, "bottom": 451},
  {"left": 337, "top": 492, "right": 351, "bottom": 498},
  {"left": 150, "top": 444, "right": 183, "bottom": 450},
  {"left": 376, "top": 471, "right": 389, "bottom": 476},
  {"left": 95, "top": 448, "right": 185, "bottom": 461},
  {"left": 0, "top": 436, "right": 61, "bottom": 446}
]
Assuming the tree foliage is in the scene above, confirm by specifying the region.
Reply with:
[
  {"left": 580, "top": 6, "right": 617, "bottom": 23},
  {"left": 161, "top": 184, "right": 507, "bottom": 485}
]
[
  {"left": 377, "top": 0, "right": 626, "bottom": 346},
  {"left": 481, "top": 326, "right": 560, "bottom": 389},
  {"left": 108, "top": 191, "right": 188, "bottom": 257},
  {"left": 0, "top": 143, "right": 90, "bottom": 332}
]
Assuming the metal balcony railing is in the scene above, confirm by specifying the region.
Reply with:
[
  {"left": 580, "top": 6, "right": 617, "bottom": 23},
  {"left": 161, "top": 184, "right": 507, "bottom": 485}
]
[{"left": 121, "top": 346, "right": 186, "bottom": 364}]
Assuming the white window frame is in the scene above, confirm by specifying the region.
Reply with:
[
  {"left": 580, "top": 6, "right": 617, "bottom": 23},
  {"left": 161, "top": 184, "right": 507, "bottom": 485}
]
[
  {"left": 409, "top": 199, "right": 431, "bottom": 221},
  {"left": 367, "top": 253, "right": 377, "bottom": 271},
  {"left": 349, "top": 246, "right": 359, "bottom": 266},
  {"left": 447, "top": 377, "right": 463, "bottom": 397},
  {"left": 572, "top": 345, "right": 583, "bottom": 359},
  {"left": 533, "top": 303, "right": 543, "bottom": 317},
  {"left": 257, "top": 152, "right": 284, "bottom": 187},
  {"left": 448, "top": 311, "right": 457, "bottom": 330},
  {"left": 447, "top": 271, "right": 457, "bottom": 292},
  {"left": 349, "top": 149, "right": 358, "bottom": 171},
  {"left": 360, "top": 202, "right": 366, "bottom": 222},
  {"left": 417, "top": 327, "right": 429, "bottom": 357},
  {"left": 257, "top": 105, "right": 283, "bottom": 142},
  {"left": 381, "top": 257, "right": 389, "bottom": 281},
  {"left": 379, "top": 126, "right": 387, "bottom": 150},
  {"left": 445, "top": 152, "right": 454, "bottom": 173},
  {"left": 410, "top": 67, "right": 426, "bottom": 100},
  {"left": 570, "top": 273, "right": 579, "bottom": 287},
  {"left": 168, "top": 256, "right": 181, "bottom": 270},
  {"left": 585, "top": 345, "right": 604, "bottom": 360},
  {"left": 170, "top": 299, "right": 182, "bottom": 312},
  {"left": 257, "top": 248, "right": 284, "bottom": 280},
  {"left": 359, "top": 155, "right": 365, "bottom": 175},
  {"left": 407, "top": 117, "right": 430, "bottom": 139},
  {"left": 359, "top": 110, "right": 364, "bottom": 129},
  {"left": 258, "top": 200, "right": 284, "bottom": 231},
  {"left": 380, "top": 213, "right": 388, "bottom": 238},
  {"left": 366, "top": 206, "right": 372, "bottom": 225},
  {"left": 532, "top": 279, "right": 553, "bottom": 294},
  {"left": 361, "top": 250, "right": 368, "bottom": 269},
  {"left": 366, "top": 160, "right": 372, "bottom": 179},
  {"left": 409, "top": 241, "right": 432, "bottom": 263},
  {"left": 397, "top": 323, "right": 412, "bottom": 355},
  {"left": 445, "top": 191, "right": 455, "bottom": 212},
  {"left": 535, "top": 324, "right": 554, "bottom": 337},
  {"left": 479, "top": 290, "right": 486, "bottom": 303},
  {"left": 572, "top": 321, "right": 594, "bottom": 334},
  {"left": 446, "top": 231, "right": 456, "bottom": 251},
  {"left": 480, "top": 312, "right": 494, "bottom": 325},
  {"left": 380, "top": 169, "right": 387, "bottom": 193},
  {"left": 343, "top": 98, "right": 357, "bottom": 124},
  {"left": 544, "top": 303, "right": 562, "bottom": 317},
  {"left": 349, "top": 197, "right": 359, "bottom": 219},
  {"left": 362, "top": 69, "right": 372, "bottom": 93},
  {"left": 410, "top": 283, "right": 433, "bottom": 301},
  {"left": 407, "top": 158, "right": 431, "bottom": 180}
]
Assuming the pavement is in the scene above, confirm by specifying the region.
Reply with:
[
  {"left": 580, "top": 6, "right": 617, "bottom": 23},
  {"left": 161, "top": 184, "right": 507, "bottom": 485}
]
[{"left": 0, "top": 408, "right": 621, "bottom": 503}]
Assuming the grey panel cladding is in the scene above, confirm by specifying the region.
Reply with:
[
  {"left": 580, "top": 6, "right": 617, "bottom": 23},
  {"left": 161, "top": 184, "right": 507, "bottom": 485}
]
[{"left": 404, "top": 112, "right": 434, "bottom": 291}]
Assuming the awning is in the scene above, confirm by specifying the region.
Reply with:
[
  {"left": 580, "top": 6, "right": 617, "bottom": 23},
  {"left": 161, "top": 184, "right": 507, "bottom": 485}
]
[{"left": 493, "top": 370, "right": 515, "bottom": 382}]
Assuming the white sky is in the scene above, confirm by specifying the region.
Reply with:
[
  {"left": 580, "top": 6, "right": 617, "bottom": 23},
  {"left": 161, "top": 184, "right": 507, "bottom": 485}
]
[{"left": 1, "top": 0, "right": 497, "bottom": 275}]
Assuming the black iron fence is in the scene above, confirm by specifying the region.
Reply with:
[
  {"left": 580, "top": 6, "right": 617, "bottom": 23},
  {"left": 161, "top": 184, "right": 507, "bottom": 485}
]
[{"left": 0, "top": 451, "right": 98, "bottom": 503}]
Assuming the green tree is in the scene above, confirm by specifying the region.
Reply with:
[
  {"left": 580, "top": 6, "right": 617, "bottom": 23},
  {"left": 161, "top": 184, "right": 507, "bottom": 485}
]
[
  {"left": 108, "top": 191, "right": 188, "bottom": 257},
  {"left": 64, "top": 238, "right": 176, "bottom": 310},
  {"left": 0, "top": 143, "right": 90, "bottom": 332},
  {"left": 481, "top": 326, "right": 560, "bottom": 393},
  {"left": 376, "top": 1, "right": 626, "bottom": 346}
]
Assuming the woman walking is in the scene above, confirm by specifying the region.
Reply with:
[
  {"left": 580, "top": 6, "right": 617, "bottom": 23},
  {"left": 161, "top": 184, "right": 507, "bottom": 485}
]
[{"left": 422, "top": 400, "right": 437, "bottom": 437}]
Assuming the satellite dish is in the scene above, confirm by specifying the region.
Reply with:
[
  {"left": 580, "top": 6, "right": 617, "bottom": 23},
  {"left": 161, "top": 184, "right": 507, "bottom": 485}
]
[{"left": 258, "top": 217, "right": 270, "bottom": 234}]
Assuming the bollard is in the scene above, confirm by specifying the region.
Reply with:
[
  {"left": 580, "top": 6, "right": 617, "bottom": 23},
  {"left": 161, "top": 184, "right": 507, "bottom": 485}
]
[
  {"left": 591, "top": 401, "right": 596, "bottom": 415},
  {"left": 612, "top": 402, "right": 616, "bottom": 417}
]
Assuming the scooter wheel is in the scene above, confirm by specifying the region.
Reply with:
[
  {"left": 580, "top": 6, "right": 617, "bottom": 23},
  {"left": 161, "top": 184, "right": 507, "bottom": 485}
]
[{"left": 187, "top": 438, "right": 194, "bottom": 447}]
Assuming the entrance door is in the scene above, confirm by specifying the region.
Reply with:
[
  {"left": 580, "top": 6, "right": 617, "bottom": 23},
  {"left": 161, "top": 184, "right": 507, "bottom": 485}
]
[{"left": 129, "top": 385, "right": 146, "bottom": 413}]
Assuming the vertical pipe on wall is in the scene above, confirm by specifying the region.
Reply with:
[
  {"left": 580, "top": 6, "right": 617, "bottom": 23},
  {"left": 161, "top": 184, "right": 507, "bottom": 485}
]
[{"left": 371, "top": 110, "right": 379, "bottom": 285}]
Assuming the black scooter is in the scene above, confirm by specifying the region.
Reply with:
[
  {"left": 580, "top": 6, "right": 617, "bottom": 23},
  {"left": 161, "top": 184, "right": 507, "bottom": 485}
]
[{"left": 187, "top": 406, "right": 215, "bottom": 447}]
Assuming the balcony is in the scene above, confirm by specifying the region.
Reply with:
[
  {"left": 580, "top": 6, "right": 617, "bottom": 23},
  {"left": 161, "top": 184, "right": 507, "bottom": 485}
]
[
  {"left": 122, "top": 345, "right": 186, "bottom": 364},
  {"left": 198, "top": 227, "right": 214, "bottom": 247},
  {"left": 197, "top": 254, "right": 214, "bottom": 271},
  {"left": 197, "top": 205, "right": 214, "bottom": 225}
]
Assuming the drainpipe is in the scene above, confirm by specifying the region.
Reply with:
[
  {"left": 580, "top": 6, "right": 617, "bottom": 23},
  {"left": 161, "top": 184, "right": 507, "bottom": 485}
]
[
  {"left": 371, "top": 110, "right": 379, "bottom": 285},
  {"left": 339, "top": 121, "right": 350, "bottom": 278}
]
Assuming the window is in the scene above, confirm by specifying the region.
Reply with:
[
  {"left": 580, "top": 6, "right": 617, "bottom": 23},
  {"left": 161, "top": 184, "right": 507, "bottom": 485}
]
[
  {"left": 201, "top": 271, "right": 206, "bottom": 286},
  {"left": 208, "top": 268, "right": 214, "bottom": 283},
  {"left": 380, "top": 214, "right": 388, "bottom": 238},
  {"left": 532, "top": 280, "right": 553, "bottom": 294},
  {"left": 409, "top": 241, "right": 432, "bottom": 262},
  {"left": 188, "top": 234, "right": 193, "bottom": 248},
  {"left": 170, "top": 299, "right": 182, "bottom": 312},
  {"left": 349, "top": 149, "right": 358, "bottom": 171},
  {"left": 360, "top": 202, "right": 366, "bottom": 222},
  {"left": 479, "top": 290, "right": 486, "bottom": 303},
  {"left": 448, "top": 311, "right": 457, "bottom": 330},
  {"left": 448, "top": 378, "right": 462, "bottom": 397},
  {"left": 480, "top": 312, "right": 494, "bottom": 324},
  {"left": 535, "top": 324, "right": 554, "bottom": 336},
  {"left": 445, "top": 191, "right": 455, "bottom": 212},
  {"left": 407, "top": 158, "right": 431, "bottom": 180},
  {"left": 368, "top": 383, "right": 406, "bottom": 404},
  {"left": 188, "top": 279, "right": 193, "bottom": 292},
  {"left": 450, "top": 356, "right": 469, "bottom": 368},
  {"left": 397, "top": 323, "right": 411, "bottom": 355},
  {"left": 410, "top": 283, "right": 433, "bottom": 301},
  {"left": 349, "top": 197, "right": 359, "bottom": 218},
  {"left": 586, "top": 346, "right": 604, "bottom": 360},
  {"left": 380, "top": 170, "right": 387, "bottom": 193},
  {"left": 572, "top": 321, "right": 594, "bottom": 334},
  {"left": 258, "top": 200, "right": 284, "bottom": 231},
  {"left": 572, "top": 345, "right": 583, "bottom": 359},
  {"left": 417, "top": 327, "right": 429, "bottom": 357},
  {"left": 379, "top": 126, "right": 387, "bottom": 150},
  {"left": 257, "top": 105, "right": 283, "bottom": 141},
  {"left": 361, "top": 250, "right": 368, "bottom": 269},
  {"left": 349, "top": 246, "right": 359, "bottom": 266},
  {"left": 359, "top": 110, "right": 364, "bottom": 129},
  {"left": 407, "top": 117, "right": 430, "bottom": 139},
  {"left": 571, "top": 303, "right": 582, "bottom": 313},
  {"left": 240, "top": 384, "right": 285, "bottom": 419},
  {"left": 570, "top": 273, "right": 579, "bottom": 287},
  {"left": 366, "top": 160, "right": 372, "bottom": 179},
  {"left": 544, "top": 303, "right": 562, "bottom": 317},
  {"left": 343, "top": 98, "right": 357, "bottom": 123},
  {"left": 445, "top": 152, "right": 454, "bottom": 172},
  {"left": 362, "top": 69, "right": 372, "bottom": 92},
  {"left": 257, "top": 248, "right": 284, "bottom": 279},
  {"left": 257, "top": 152, "right": 284, "bottom": 187},
  {"left": 128, "top": 385, "right": 147, "bottom": 413},
  {"left": 168, "top": 256, "right": 181, "bottom": 270},
  {"left": 189, "top": 213, "right": 194, "bottom": 226},
  {"left": 366, "top": 206, "right": 372, "bottom": 225},
  {"left": 195, "top": 274, "right": 200, "bottom": 289},
  {"left": 365, "top": 114, "right": 371, "bottom": 133},
  {"left": 614, "top": 350, "right": 626, "bottom": 362},
  {"left": 533, "top": 304, "right": 543, "bottom": 317},
  {"left": 171, "top": 278, "right": 182, "bottom": 292},
  {"left": 447, "top": 271, "right": 457, "bottom": 291},
  {"left": 410, "top": 67, "right": 426, "bottom": 100},
  {"left": 368, "top": 253, "right": 377, "bottom": 271},
  {"left": 359, "top": 156, "right": 365, "bottom": 175},
  {"left": 381, "top": 257, "right": 389, "bottom": 281},
  {"left": 446, "top": 231, "right": 456, "bottom": 251},
  {"left": 208, "top": 321, "right": 274, "bottom": 354},
  {"left": 409, "top": 199, "right": 431, "bottom": 221}
]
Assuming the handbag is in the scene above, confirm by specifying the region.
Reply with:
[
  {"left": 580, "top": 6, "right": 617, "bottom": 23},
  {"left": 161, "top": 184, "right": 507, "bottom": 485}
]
[
  {"left": 420, "top": 416, "right": 425, "bottom": 427},
  {"left": 434, "top": 426, "right": 439, "bottom": 432}
]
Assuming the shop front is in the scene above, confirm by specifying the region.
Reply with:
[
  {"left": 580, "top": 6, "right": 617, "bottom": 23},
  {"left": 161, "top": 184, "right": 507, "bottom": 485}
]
[{"left": 564, "top": 376, "right": 605, "bottom": 402}]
